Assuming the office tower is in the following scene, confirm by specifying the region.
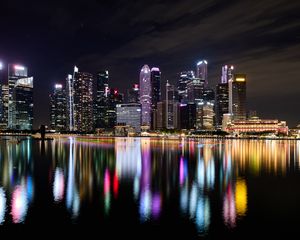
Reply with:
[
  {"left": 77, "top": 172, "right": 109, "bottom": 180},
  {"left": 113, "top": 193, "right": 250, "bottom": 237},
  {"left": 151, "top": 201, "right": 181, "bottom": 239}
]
[
  {"left": 229, "top": 74, "right": 247, "bottom": 120},
  {"left": 165, "top": 81, "right": 179, "bottom": 129},
  {"left": 178, "top": 71, "right": 194, "bottom": 103},
  {"left": 196, "top": 60, "right": 208, "bottom": 86},
  {"left": 73, "top": 70, "right": 94, "bottom": 132},
  {"left": 179, "top": 103, "right": 196, "bottom": 130},
  {"left": 216, "top": 83, "right": 229, "bottom": 126},
  {"left": 203, "top": 88, "right": 215, "bottom": 102},
  {"left": 0, "top": 85, "right": 9, "bottom": 129},
  {"left": 50, "top": 84, "right": 67, "bottom": 131},
  {"left": 150, "top": 67, "right": 161, "bottom": 108},
  {"left": 116, "top": 103, "right": 141, "bottom": 133},
  {"left": 139, "top": 65, "right": 151, "bottom": 127},
  {"left": 66, "top": 66, "right": 77, "bottom": 131},
  {"left": 221, "top": 65, "right": 234, "bottom": 84},
  {"left": 11, "top": 77, "right": 33, "bottom": 130},
  {"left": 8, "top": 64, "right": 28, "bottom": 129},
  {"left": 127, "top": 84, "right": 139, "bottom": 103},
  {"left": 95, "top": 70, "right": 109, "bottom": 129},
  {"left": 196, "top": 101, "right": 215, "bottom": 130},
  {"left": 187, "top": 78, "right": 204, "bottom": 103},
  {"left": 0, "top": 63, "right": 3, "bottom": 127},
  {"left": 105, "top": 88, "right": 123, "bottom": 129}
]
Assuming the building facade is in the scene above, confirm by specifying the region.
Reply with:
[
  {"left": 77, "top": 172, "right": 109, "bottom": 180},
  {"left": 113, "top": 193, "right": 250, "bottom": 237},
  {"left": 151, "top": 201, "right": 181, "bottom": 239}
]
[
  {"left": 216, "top": 83, "right": 229, "bottom": 127},
  {"left": 196, "top": 60, "right": 208, "bottom": 86},
  {"left": 73, "top": 71, "right": 94, "bottom": 132},
  {"left": 116, "top": 103, "right": 141, "bottom": 133},
  {"left": 230, "top": 74, "right": 247, "bottom": 120},
  {"left": 50, "top": 84, "right": 67, "bottom": 131},
  {"left": 139, "top": 65, "right": 151, "bottom": 127},
  {"left": 95, "top": 70, "right": 109, "bottom": 129}
]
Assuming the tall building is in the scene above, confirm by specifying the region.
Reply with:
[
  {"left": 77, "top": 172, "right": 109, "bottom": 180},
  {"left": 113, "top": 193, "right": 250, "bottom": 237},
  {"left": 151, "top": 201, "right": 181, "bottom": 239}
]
[
  {"left": 8, "top": 64, "right": 28, "bottom": 129},
  {"left": 150, "top": 67, "right": 161, "bottom": 108},
  {"left": 187, "top": 78, "right": 204, "bottom": 103},
  {"left": 11, "top": 77, "right": 33, "bottom": 130},
  {"left": 165, "top": 81, "right": 179, "bottom": 129},
  {"left": 196, "top": 60, "right": 208, "bottom": 86},
  {"left": 196, "top": 101, "right": 215, "bottom": 130},
  {"left": 221, "top": 65, "right": 234, "bottom": 84},
  {"left": 50, "top": 84, "right": 67, "bottom": 131},
  {"left": 0, "top": 85, "right": 9, "bottom": 129},
  {"left": 66, "top": 66, "right": 77, "bottom": 131},
  {"left": 216, "top": 83, "right": 229, "bottom": 127},
  {"left": 139, "top": 65, "right": 151, "bottom": 127},
  {"left": 179, "top": 103, "right": 196, "bottom": 130},
  {"left": 73, "top": 70, "right": 94, "bottom": 132},
  {"left": 230, "top": 74, "right": 247, "bottom": 120},
  {"left": 105, "top": 88, "right": 123, "bottom": 129},
  {"left": 0, "top": 62, "right": 4, "bottom": 127},
  {"left": 127, "top": 84, "right": 139, "bottom": 103},
  {"left": 116, "top": 103, "right": 141, "bottom": 133},
  {"left": 178, "top": 71, "right": 194, "bottom": 103},
  {"left": 95, "top": 70, "right": 109, "bottom": 129}
]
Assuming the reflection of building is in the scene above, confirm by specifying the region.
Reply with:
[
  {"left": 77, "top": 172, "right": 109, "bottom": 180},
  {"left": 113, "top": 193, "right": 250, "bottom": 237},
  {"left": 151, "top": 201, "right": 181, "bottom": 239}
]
[
  {"left": 116, "top": 103, "right": 141, "bottom": 133},
  {"left": 50, "top": 84, "right": 67, "bottom": 131},
  {"left": 225, "top": 117, "right": 288, "bottom": 135}
]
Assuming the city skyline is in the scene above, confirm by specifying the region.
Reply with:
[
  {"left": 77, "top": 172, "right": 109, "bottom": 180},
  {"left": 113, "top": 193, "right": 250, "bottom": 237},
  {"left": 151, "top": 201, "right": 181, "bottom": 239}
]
[{"left": 0, "top": 0, "right": 299, "bottom": 127}]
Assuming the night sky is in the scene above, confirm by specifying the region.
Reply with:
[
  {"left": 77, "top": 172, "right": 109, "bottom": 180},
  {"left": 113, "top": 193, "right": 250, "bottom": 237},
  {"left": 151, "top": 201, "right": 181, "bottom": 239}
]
[{"left": 0, "top": 0, "right": 300, "bottom": 128}]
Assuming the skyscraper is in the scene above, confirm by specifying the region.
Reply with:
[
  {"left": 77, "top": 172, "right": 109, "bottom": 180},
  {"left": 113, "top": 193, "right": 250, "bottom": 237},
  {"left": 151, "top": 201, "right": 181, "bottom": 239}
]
[
  {"left": 105, "top": 88, "right": 123, "bottom": 129},
  {"left": 150, "top": 67, "right": 161, "bottom": 108},
  {"left": 73, "top": 70, "right": 94, "bottom": 132},
  {"left": 12, "top": 77, "right": 33, "bottom": 130},
  {"left": 216, "top": 83, "right": 229, "bottom": 127},
  {"left": 187, "top": 78, "right": 204, "bottom": 103},
  {"left": 179, "top": 103, "right": 196, "bottom": 130},
  {"left": 50, "top": 84, "right": 67, "bottom": 131},
  {"left": 8, "top": 64, "right": 28, "bottom": 129},
  {"left": 221, "top": 65, "right": 234, "bottom": 84},
  {"left": 0, "top": 85, "right": 9, "bottom": 129},
  {"left": 230, "top": 74, "right": 247, "bottom": 120},
  {"left": 165, "top": 81, "right": 179, "bottom": 129},
  {"left": 139, "top": 65, "right": 151, "bottom": 127},
  {"left": 0, "top": 62, "right": 4, "bottom": 127},
  {"left": 178, "top": 71, "right": 194, "bottom": 103},
  {"left": 196, "top": 60, "right": 208, "bottom": 86},
  {"left": 95, "top": 70, "right": 109, "bottom": 129},
  {"left": 66, "top": 66, "right": 77, "bottom": 131},
  {"left": 196, "top": 101, "right": 215, "bottom": 130}
]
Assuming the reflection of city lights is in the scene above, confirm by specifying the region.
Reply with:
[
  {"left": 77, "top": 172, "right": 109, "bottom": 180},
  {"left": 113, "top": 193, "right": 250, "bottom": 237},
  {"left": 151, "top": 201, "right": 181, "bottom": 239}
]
[
  {"left": 113, "top": 171, "right": 119, "bottom": 198},
  {"left": 223, "top": 184, "right": 236, "bottom": 228},
  {"left": 53, "top": 168, "right": 65, "bottom": 202},
  {"left": 11, "top": 185, "right": 28, "bottom": 223},
  {"left": 104, "top": 169, "right": 111, "bottom": 214},
  {"left": 235, "top": 179, "right": 247, "bottom": 217},
  {"left": 0, "top": 188, "right": 6, "bottom": 224},
  {"left": 152, "top": 193, "right": 161, "bottom": 219},
  {"left": 195, "top": 196, "right": 210, "bottom": 234},
  {"left": 140, "top": 188, "right": 151, "bottom": 222}
]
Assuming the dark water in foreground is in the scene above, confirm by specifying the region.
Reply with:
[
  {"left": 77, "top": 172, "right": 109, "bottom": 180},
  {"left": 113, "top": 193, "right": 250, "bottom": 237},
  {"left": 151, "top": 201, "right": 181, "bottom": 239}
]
[{"left": 0, "top": 136, "right": 300, "bottom": 238}]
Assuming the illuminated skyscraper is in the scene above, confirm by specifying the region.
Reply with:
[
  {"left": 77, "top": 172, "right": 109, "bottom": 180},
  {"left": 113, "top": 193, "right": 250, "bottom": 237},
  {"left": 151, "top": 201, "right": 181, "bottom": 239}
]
[
  {"left": 8, "top": 64, "right": 28, "bottom": 129},
  {"left": 150, "top": 67, "right": 161, "bottom": 109},
  {"left": 66, "top": 66, "right": 78, "bottom": 131},
  {"left": 230, "top": 74, "right": 247, "bottom": 120},
  {"left": 50, "top": 84, "right": 67, "bottom": 131},
  {"left": 196, "top": 60, "right": 208, "bottom": 86},
  {"left": 116, "top": 103, "right": 141, "bottom": 133},
  {"left": 216, "top": 83, "right": 229, "bottom": 126},
  {"left": 187, "top": 78, "right": 204, "bottom": 103},
  {"left": 165, "top": 81, "right": 179, "bottom": 129},
  {"left": 0, "top": 63, "right": 4, "bottom": 127},
  {"left": 95, "top": 70, "right": 109, "bottom": 129},
  {"left": 196, "top": 101, "right": 215, "bottom": 130},
  {"left": 105, "top": 88, "right": 123, "bottom": 129},
  {"left": 139, "top": 65, "right": 151, "bottom": 126},
  {"left": 221, "top": 65, "right": 234, "bottom": 84},
  {"left": 73, "top": 70, "right": 94, "bottom": 132},
  {"left": 178, "top": 71, "right": 194, "bottom": 103},
  {"left": 0, "top": 85, "right": 9, "bottom": 129},
  {"left": 11, "top": 77, "right": 33, "bottom": 130}
]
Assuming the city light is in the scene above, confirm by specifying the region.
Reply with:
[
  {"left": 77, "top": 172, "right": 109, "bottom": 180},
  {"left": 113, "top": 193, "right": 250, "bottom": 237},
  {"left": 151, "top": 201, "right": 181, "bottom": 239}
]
[
  {"left": 14, "top": 65, "right": 25, "bottom": 70},
  {"left": 235, "top": 78, "right": 245, "bottom": 82},
  {"left": 55, "top": 84, "right": 63, "bottom": 89},
  {"left": 0, "top": 62, "right": 3, "bottom": 70}
]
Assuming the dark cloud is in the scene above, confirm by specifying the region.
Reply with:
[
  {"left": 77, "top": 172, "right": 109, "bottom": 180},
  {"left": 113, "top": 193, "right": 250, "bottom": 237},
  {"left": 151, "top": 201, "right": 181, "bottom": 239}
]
[{"left": 0, "top": 0, "right": 300, "bottom": 127}]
